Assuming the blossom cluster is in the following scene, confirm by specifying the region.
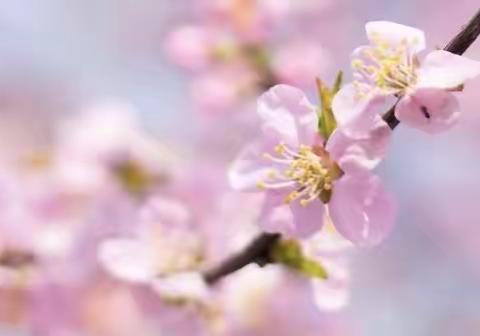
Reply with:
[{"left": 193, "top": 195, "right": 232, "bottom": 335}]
[{"left": 0, "top": 2, "right": 479, "bottom": 335}]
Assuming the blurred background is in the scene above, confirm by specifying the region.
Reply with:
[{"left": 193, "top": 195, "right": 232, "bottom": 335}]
[{"left": 0, "top": 0, "right": 480, "bottom": 335}]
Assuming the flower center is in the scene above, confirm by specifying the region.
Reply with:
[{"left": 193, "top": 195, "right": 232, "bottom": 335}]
[
  {"left": 152, "top": 228, "right": 204, "bottom": 276},
  {"left": 257, "top": 143, "right": 343, "bottom": 206},
  {"left": 352, "top": 34, "right": 418, "bottom": 97}
]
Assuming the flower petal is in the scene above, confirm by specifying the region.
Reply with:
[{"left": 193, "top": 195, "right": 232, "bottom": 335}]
[
  {"left": 326, "top": 116, "right": 392, "bottom": 174},
  {"left": 151, "top": 272, "right": 209, "bottom": 302},
  {"left": 289, "top": 201, "right": 326, "bottom": 238},
  {"left": 258, "top": 85, "right": 317, "bottom": 145},
  {"left": 259, "top": 191, "right": 325, "bottom": 239},
  {"left": 417, "top": 50, "right": 480, "bottom": 89},
  {"left": 98, "top": 238, "right": 158, "bottom": 283},
  {"left": 259, "top": 191, "right": 325, "bottom": 238},
  {"left": 332, "top": 86, "right": 389, "bottom": 137},
  {"left": 395, "top": 89, "right": 460, "bottom": 133},
  {"left": 366, "top": 21, "right": 425, "bottom": 55},
  {"left": 329, "top": 174, "right": 395, "bottom": 247},
  {"left": 228, "top": 139, "right": 284, "bottom": 191}
]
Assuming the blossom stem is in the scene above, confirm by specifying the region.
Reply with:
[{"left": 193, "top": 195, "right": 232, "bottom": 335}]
[
  {"left": 383, "top": 8, "right": 480, "bottom": 129},
  {"left": 203, "top": 9, "right": 480, "bottom": 285}
]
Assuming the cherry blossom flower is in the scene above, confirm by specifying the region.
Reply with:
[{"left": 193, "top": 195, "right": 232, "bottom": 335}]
[
  {"left": 229, "top": 85, "right": 395, "bottom": 246},
  {"left": 333, "top": 21, "right": 480, "bottom": 133},
  {"left": 99, "top": 197, "right": 204, "bottom": 287},
  {"left": 53, "top": 100, "right": 176, "bottom": 195}
]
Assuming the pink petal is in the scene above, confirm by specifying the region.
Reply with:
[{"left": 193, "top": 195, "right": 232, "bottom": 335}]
[
  {"left": 326, "top": 116, "right": 392, "bottom": 174},
  {"left": 258, "top": 85, "right": 318, "bottom": 145},
  {"left": 260, "top": 191, "right": 325, "bottom": 238},
  {"left": 332, "top": 86, "right": 389, "bottom": 137},
  {"left": 365, "top": 21, "right": 425, "bottom": 55},
  {"left": 329, "top": 174, "right": 395, "bottom": 247},
  {"left": 395, "top": 89, "right": 460, "bottom": 133},
  {"left": 289, "top": 200, "right": 326, "bottom": 238},
  {"left": 228, "top": 139, "right": 284, "bottom": 191},
  {"left": 417, "top": 50, "right": 480, "bottom": 89}
]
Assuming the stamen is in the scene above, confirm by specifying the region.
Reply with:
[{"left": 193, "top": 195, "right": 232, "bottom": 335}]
[
  {"left": 257, "top": 143, "right": 343, "bottom": 207},
  {"left": 351, "top": 35, "right": 419, "bottom": 96}
]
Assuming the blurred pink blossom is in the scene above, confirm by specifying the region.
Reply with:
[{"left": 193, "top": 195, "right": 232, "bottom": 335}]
[{"left": 164, "top": 25, "right": 215, "bottom": 72}]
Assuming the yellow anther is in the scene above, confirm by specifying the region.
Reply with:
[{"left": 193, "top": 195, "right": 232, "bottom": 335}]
[
  {"left": 274, "top": 144, "right": 285, "bottom": 154},
  {"left": 366, "top": 65, "right": 377, "bottom": 74},
  {"left": 256, "top": 142, "right": 344, "bottom": 207},
  {"left": 256, "top": 181, "right": 266, "bottom": 190},
  {"left": 267, "top": 169, "right": 278, "bottom": 178},
  {"left": 351, "top": 59, "right": 363, "bottom": 69},
  {"left": 284, "top": 191, "right": 298, "bottom": 204}
]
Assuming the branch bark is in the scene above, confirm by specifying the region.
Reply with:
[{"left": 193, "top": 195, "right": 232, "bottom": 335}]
[
  {"left": 203, "top": 9, "right": 480, "bottom": 285},
  {"left": 203, "top": 233, "right": 280, "bottom": 284}
]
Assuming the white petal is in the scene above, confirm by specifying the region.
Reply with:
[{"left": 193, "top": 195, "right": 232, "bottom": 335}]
[
  {"left": 151, "top": 272, "right": 209, "bottom": 302},
  {"left": 98, "top": 239, "right": 158, "bottom": 283}
]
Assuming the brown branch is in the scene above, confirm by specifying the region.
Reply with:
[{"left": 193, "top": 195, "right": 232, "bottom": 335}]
[
  {"left": 383, "top": 8, "right": 480, "bottom": 130},
  {"left": 203, "top": 9, "right": 480, "bottom": 285},
  {"left": 203, "top": 233, "right": 280, "bottom": 284}
]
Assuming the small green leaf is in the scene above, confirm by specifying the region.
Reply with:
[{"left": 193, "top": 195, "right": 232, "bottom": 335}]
[
  {"left": 316, "top": 72, "right": 342, "bottom": 141},
  {"left": 332, "top": 71, "right": 343, "bottom": 95},
  {"left": 271, "top": 240, "right": 328, "bottom": 280}
]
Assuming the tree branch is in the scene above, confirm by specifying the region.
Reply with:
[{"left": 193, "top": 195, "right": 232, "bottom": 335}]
[
  {"left": 203, "top": 233, "right": 280, "bottom": 284},
  {"left": 383, "top": 8, "right": 480, "bottom": 129},
  {"left": 203, "top": 9, "right": 480, "bottom": 285}
]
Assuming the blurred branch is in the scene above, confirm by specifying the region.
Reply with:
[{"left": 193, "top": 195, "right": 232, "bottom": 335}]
[
  {"left": 203, "top": 9, "right": 480, "bottom": 285},
  {"left": 203, "top": 233, "right": 280, "bottom": 284},
  {"left": 383, "top": 8, "right": 480, "bottom": 130}
]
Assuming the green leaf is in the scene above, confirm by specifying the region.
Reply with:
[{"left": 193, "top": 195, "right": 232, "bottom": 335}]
[
  {"left": 271, "top": 240, "right": 328, "bottom": 280},
  {"left": 316, "top": 71, "right": 343, "bottom": 141},
  {"left": 332, "top": 71, "right": 343, "bottom": 95}
]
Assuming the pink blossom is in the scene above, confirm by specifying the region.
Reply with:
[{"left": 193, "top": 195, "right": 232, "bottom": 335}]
[
  {"left": 99, "top": 197, "right": 204, "bottom": 286},
  {"left": 53, "top": 100, "right": 176, "bottom": 194},
  {"left": 333, "top": 21, "right": 480, "bottom": 134},
  {"left": 164, "top": 25, "right": 215, "bottom": 72},
  {"left": 272, "top": 39, "right": 332, "bottom": 88},
  {"left": 190, "top": 63, "right": 257, "bottom": 116},
  {"left": 302, "top": 225, "right": 353, "bottom": 311},
  {"left": 220, "top": 264, "right": 350, "bottom": 336},
  {"left": 197, "top": 0, "right": 290, "bottom": 42},
  {"left": 229, "top": 85, "right": 395, "bottom": 246}
]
